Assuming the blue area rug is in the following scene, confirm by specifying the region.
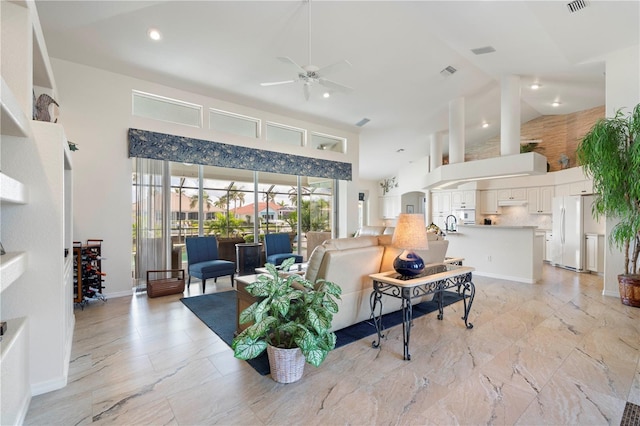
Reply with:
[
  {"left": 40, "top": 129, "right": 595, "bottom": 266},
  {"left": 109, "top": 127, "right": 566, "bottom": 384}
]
[{"left": 181, "top": 289, "right": 463, "bottom": 376}]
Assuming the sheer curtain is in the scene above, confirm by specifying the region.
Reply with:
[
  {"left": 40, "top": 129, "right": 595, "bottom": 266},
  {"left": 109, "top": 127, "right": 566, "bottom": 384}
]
[{"left": 134, "top": 158, "right": 171, "bottom": 292}]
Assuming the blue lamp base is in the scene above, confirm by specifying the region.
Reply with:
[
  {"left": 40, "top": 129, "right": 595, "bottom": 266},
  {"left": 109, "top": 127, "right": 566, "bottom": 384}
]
[{"left": 393, "top": 250, "right": 425, "bottom": 278}]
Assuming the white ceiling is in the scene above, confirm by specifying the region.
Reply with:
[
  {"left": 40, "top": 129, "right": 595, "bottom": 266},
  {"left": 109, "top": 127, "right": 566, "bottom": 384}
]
[{"left": 34, "top": 0, "right": 639, "bottom": 181}]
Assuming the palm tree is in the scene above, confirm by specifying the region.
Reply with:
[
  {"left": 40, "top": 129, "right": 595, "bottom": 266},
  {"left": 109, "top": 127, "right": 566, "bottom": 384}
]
[
  {"left": 228, "top": 185, "right": 246, "bottom": 211},
  {"left": 214, "top": 195, "right": 228, "bottom": 210}
]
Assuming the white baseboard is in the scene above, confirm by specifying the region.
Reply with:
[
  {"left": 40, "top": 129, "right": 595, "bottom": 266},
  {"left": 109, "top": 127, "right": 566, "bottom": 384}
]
[{"left": 472, "top": 270, "right": 537, "bottom": 284}]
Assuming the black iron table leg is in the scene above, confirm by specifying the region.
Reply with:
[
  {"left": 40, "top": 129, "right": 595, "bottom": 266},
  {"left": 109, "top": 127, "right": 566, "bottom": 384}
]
[
  {"left": 370, "top": 282, "right": 385, "bottom": 349},
  {"left": 401, "top": 288, "right": 412, "bottom": 360}
]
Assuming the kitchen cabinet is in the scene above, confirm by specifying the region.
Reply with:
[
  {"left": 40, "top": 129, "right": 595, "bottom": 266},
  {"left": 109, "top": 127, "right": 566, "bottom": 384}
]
[
  {"left": 527, "top": 186, "right": 554, "bottom": 214},
  {"left": 555, "top": 183, "right": 571, "bottom": 197},
  {"left": 379, "top": 195, "right": 401, "bottom": 219},
  {"left": 479, "top": 190, "right": 500, "bottom": 214},
  {"left": 431, "top": 191, "right": 451, "bottom": 215},
  {"left": 497, "top": 188, "right": 527, "bottom": 201},
  {"left": 585, "top": 234, "right": 604, "bottom": 273},
  {"left": 544, "top": 231, "right": 553, "bottom": 262},
  {"left": 451, "top": 190, "right": 476, "bottom": 209},
  {"left": 570, "top": 180, "right": 593, "bottom": 196}
]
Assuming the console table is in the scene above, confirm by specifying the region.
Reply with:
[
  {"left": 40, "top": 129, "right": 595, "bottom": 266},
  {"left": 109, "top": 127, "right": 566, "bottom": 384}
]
[{"left": 369, "top": 263, "right": 475, "bottom": 360}]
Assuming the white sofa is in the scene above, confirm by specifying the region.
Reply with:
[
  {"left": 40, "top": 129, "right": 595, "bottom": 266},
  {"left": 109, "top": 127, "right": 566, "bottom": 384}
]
[{"left": 304, "top": 234, "right": 449, "bottom": 332}]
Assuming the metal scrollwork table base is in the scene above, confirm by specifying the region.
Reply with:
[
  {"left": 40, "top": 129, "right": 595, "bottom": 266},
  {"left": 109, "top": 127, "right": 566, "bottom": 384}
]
[{"left": 369, "top": 263, "right": 475, "bottom": 360}]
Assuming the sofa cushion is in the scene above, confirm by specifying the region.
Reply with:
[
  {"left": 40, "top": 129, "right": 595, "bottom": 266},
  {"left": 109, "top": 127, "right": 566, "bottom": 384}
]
[
  {"left": 323, "top": 236, "right": 379, "bottom": 251},
  {"left": 304, "top": 245, "right": 327, "bottom": 283},
  {"left": 355, "top": 226, "right": 386, "bottom": 237},
  {"left": 189, "top": 259, "right": 235, "bottom": 276}
]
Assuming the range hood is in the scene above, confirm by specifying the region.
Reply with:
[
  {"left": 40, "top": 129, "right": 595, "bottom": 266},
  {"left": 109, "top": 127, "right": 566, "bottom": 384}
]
[
  {"left": 423, "top": 152, "right": 548, "bottom": 190},
  {"left": 498, "top": 199, "right": 528, "bottom": 207}
]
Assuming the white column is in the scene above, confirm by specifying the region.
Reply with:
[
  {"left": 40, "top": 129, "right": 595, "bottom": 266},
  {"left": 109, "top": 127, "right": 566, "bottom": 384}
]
[
  {"left": 500, "top": 75, "right": 521, "bottom": 156},
  {"left": 429, "top": 133, "right": 442, "bottom": 170},
  {"left": 448, "top": 97, "right": 465, "bottom": 164}
]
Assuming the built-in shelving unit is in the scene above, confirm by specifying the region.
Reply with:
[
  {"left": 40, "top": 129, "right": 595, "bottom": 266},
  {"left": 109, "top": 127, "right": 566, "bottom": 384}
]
[{"left": 1, "top": 1, "right": 73, "bottom": 424}]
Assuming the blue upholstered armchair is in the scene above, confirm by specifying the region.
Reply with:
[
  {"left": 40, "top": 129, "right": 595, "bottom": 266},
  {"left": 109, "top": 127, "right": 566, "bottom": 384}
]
[
  {"left": 185, "top": 236, "right": 236, "bottom": 292},
  {"left": 264, "top": 233, "right": 303, "bottom": 266}
]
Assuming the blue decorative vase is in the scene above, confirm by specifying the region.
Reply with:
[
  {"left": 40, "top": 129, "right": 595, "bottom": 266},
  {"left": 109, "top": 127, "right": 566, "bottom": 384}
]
[{"left": 393, "top": 250, "right": 425, "bottom": 277}]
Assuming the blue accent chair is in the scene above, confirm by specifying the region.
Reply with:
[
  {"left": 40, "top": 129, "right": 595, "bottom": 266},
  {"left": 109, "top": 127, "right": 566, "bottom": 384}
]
[
  {"left": 264, "top": 233, "right": 303, "bottom": 266},
  {"left": 185, "top": 236, "right": 235, "bottom": 293}
]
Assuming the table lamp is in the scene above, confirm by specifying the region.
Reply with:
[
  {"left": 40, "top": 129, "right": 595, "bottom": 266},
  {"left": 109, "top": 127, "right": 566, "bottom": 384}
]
[{"left": 392, "top": 213, "right": 429, "bottom": 278}]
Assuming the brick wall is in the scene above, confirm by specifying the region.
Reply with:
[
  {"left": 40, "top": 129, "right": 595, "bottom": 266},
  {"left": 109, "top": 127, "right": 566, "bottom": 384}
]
[{"left": 461, "top": 106, "right": 604, "bottom": 172}]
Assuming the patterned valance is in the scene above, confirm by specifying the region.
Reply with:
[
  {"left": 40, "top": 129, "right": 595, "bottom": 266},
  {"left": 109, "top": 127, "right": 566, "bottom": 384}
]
[{"left": 128, "top": 128, "right": 352, "bottom": 181}]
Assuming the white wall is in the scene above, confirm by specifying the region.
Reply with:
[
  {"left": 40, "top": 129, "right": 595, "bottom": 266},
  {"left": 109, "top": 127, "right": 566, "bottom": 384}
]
[
  {"left": 602, "top": 44, "right": 640, "bottom": 298},
  {"left": 52, "top": 58, "right": 360, "bottom": 297}
]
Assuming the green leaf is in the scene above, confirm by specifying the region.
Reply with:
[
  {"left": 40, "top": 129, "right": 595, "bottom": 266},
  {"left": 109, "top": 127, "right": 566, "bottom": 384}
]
[
  {"left": 238, "top": 301, "right": 258, "bottom": 324},
  {"left": 233, "top": 337, "right": 267, "bottom": 360}
]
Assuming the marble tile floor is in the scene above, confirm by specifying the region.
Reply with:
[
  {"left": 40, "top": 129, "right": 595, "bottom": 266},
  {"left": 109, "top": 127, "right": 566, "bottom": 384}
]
[{"left": 24, "top": 265, "right": 640, "bottom": 425}]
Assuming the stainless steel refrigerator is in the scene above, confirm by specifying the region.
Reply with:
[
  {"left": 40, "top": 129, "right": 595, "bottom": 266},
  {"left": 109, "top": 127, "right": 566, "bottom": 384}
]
[{"left": 551, "top": 195, "right": 585, "bottom": 271}]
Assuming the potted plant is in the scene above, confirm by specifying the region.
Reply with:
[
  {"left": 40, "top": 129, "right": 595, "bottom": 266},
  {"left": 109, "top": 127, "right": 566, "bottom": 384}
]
[
  {"left": 576, "top": 103, "right": 640, "bottom": 307},
  {"left": 231, "top": 257, "right": 342, "bottom": 383}
]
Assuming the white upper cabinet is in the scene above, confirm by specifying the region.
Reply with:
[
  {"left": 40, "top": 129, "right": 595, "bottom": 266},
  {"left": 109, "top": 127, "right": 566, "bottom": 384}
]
[
  {"left": 479, "top": 190, "right": 499, "bottom": 214},
  {"left": 569, "top": 180, "right": 593, "bottom": 196},
  {"left": 497, "top": 188, "right": 527, "bottom": 201},
  {"left": 451, "top": 190, "right": 476, "bottom": 209},
  {"left": 527, "top": 186, "right": 554, "bottom": 214},
  {"left": 431, "top": 191, "right": 451, "bottom": 214}
]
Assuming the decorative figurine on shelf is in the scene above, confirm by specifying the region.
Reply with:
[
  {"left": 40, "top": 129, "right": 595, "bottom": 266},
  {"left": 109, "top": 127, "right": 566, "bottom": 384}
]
[
  {"left": 380, "top": 177, "right": 398, "bottom": 195},
  {"left": 34, "top": 93, "right": 59, "bottom": 123},
  {"left": 559, "top": 154, "right": 570, "bottom": 169}
]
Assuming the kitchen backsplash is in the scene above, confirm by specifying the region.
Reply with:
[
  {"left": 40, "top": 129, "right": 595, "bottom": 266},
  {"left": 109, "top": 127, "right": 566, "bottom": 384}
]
[{"left": 480, "top": 205, "right": 552, "bottom": 229}]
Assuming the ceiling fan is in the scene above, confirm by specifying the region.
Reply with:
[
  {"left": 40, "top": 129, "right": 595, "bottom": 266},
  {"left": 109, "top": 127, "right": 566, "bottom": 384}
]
[
  {"left": 260, "top": 0, "right": 353, "bottom": 100},
  {"left": 261, "top": 57, "right": 353, "bottom": 100}
]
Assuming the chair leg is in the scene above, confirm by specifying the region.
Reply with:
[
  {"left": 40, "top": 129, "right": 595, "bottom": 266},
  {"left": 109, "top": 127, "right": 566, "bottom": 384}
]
[
  {"left": 187, "top": 275, "right": 191, "bottom": 288},
  {"left": 231, "top": 274, "right": 235, "bottom": 287},
  {"left": 201, "top": 279, "right": 206, "bottom": 294}
]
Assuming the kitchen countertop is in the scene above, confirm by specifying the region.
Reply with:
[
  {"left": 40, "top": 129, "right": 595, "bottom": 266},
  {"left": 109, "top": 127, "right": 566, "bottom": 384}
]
[{"left": 458, "top": 224, "right": 538, "bottom": 229}]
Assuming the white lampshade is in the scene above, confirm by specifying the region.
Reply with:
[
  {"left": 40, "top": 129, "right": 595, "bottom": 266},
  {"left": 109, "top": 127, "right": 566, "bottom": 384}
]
[{"left": 392, "top": 214, "right": 429, "bottom": 250}]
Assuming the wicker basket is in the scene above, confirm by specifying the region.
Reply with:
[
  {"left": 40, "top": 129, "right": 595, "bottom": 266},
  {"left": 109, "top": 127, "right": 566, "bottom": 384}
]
[{"left": 267, "top": 345, "right": 305, "bottom": 383}]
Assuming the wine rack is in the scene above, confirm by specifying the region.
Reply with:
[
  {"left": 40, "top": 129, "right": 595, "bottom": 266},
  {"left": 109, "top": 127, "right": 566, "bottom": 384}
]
[{"left": 73, "top": 239, "right": 107, "bottom": 308}]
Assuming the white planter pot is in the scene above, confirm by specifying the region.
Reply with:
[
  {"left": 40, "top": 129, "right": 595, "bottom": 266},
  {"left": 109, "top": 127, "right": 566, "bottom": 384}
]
[{"left": 267, "top": 345, "right": 305, "bottom": 383}]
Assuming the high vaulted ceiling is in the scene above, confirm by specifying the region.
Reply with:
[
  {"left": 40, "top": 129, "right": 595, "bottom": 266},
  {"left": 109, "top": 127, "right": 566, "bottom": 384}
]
[{"left": 35, "top": 1, "right": 639, "bottom": 181}]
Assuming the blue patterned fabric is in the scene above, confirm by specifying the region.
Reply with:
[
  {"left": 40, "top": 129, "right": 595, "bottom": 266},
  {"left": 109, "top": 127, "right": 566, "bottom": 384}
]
[{"left": 128, "top": 128, "right": 352, "bottom": 181}]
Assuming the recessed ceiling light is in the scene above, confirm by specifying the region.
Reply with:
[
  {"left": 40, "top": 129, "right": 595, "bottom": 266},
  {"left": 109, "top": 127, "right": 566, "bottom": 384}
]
[
  {"left": 552, "top": 101, "right": 561, "bottom": 107},
  {"left": 530, "top": 83, "right": 541, "bottom": 90},
  {"left": 148, "top": 28, "right": 162, "bottom": 41},
  {"left": 482, "top": 122, "right": 489, "bottom": 128},
  {"left": 323, "top": 92, "right": 330, "bottom": 99}
]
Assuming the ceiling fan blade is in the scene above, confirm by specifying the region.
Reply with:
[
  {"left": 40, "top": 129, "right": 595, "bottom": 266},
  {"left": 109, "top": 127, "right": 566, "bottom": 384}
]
[
  {"left": 316, "top": 59, "right": 352, "bottom": 77},
  {"left": 318, "top": 78, "right": 353, "bottom": 94},
  {"left": 303, "top": 83, "right": 311, "bottom": 101},
  {"left": 277, "top": 56, "right": 306, "bottom": 74},
  {"left": 260, "top": 80, "right": 297, "bottom": 87}
]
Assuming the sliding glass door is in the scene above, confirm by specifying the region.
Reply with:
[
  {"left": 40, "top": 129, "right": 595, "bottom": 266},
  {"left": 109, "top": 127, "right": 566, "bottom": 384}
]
[{"left": 132, "top": 162, "right": 336, "bottom": 279}]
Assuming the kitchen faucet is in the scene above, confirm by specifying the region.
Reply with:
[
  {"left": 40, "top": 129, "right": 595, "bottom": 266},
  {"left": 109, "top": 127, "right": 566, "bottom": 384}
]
[{"left": 445, "top": 214, "right": 457, "bottom": 232}]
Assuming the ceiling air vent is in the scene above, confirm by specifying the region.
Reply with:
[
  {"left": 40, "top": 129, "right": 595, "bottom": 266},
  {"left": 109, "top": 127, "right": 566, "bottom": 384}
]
[
  {"left": 355, "top": 117, "right": 370, "bottom": 127},
  {"left": 440, "top": 66, "right": 457, "bottom": 77},
  {"left": 567, "top": 0, "right": 587, "bottom": 13},
  {"left": 471, "top": 46, "right": 496, "bottom": 55}
]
